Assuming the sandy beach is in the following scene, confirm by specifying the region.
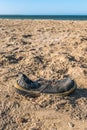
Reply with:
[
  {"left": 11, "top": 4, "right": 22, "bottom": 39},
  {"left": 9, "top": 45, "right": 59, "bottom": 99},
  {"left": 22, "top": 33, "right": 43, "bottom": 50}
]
[{"left": 0, "top": 19, "right": 87, "bottom": 130}]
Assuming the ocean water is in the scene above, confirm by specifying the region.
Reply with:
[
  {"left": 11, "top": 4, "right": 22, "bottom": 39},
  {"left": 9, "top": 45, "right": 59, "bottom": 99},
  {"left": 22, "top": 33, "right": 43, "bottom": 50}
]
[{"left": 0, "top": 15, "right": 87, "bottom": 20}]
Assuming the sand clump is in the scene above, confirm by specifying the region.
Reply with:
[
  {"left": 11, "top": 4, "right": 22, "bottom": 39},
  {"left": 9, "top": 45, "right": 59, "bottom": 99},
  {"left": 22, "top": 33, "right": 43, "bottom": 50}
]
[{"left": 0, "top": 19, "right": 87, "bottom": 130}]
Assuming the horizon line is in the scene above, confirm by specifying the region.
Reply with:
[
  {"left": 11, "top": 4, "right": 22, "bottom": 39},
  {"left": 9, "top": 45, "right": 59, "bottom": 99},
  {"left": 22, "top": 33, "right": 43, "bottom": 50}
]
[{"left": 0, "top": 14, "right": 87, "bottom": 16}]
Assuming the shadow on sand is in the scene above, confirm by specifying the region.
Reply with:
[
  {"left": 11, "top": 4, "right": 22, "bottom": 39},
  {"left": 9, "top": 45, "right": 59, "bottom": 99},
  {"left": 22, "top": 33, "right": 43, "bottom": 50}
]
[{"left": 70, "top": 87, "right": 87, "bottom": 99}]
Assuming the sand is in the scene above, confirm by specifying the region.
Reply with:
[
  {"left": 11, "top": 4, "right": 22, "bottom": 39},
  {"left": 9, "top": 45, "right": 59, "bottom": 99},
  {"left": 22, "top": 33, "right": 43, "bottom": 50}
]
[{"left": 0, "top": 19, "right": 87, "bottom": 130}]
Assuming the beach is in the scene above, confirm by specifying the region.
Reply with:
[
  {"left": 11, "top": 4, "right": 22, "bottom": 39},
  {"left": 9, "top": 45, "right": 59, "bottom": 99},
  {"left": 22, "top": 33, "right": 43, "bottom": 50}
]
[{"left": 0, "top": 19, "right": 87, "bottom": 130}]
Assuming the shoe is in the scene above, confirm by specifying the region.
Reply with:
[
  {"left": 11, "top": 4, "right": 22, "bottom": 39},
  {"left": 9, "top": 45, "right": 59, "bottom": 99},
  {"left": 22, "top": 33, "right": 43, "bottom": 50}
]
[{"left": 14, "top": 72, "right": 77, "bottom": 97}]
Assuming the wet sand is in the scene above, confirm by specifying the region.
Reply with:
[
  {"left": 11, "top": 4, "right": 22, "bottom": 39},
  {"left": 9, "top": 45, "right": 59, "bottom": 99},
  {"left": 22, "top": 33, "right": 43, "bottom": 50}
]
[{"left": 0, "top": 19, "right": 87, "bottom": 130}]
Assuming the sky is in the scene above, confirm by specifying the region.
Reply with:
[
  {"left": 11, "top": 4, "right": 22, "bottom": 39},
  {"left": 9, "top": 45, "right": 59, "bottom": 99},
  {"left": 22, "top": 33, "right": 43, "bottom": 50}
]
[{"left": 0, "top": 0, "right": 87, "bottom": 15}]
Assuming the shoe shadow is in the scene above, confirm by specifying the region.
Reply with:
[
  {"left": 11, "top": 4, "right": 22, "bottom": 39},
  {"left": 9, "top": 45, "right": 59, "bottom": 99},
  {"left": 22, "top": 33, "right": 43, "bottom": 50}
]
[{"left": 70, "top": 88, "right": 87, "bottom": 99}]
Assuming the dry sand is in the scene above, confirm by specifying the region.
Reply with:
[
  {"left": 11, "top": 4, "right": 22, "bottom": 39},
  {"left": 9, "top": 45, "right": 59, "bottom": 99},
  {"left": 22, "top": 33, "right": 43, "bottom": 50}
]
[{"left": 0, "top": 19, "right": 87, "bottom": 130}]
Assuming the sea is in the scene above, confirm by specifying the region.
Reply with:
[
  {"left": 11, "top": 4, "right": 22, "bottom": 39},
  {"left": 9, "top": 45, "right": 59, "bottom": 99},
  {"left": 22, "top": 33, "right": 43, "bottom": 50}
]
[{"left": 0, "top": 15, "right": 87, "bottom": 20}]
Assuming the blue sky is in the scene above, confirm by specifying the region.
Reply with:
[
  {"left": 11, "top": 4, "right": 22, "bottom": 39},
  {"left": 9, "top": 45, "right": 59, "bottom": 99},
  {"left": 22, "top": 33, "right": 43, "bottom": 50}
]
[{"left": 0, "top": 0, "right": 87, "bottom": 15}]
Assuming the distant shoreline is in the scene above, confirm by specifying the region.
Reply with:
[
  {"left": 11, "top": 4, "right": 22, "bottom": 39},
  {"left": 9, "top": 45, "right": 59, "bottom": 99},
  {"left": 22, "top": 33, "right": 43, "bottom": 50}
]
[{"left": 0, "top": 15, "right": 87, "bottom": 20}]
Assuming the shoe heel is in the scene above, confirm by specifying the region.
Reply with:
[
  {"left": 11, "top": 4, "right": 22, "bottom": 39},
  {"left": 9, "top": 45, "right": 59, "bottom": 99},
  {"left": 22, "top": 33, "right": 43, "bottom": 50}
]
[{"left": 15, "top": 88, "right": 40, "bottom": 98}]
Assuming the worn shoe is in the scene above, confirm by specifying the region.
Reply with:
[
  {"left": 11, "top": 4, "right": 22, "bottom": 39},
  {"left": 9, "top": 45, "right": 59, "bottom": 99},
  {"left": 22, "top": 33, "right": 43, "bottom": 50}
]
[{"left": 14, "top": 73, "right": 77, "bottom": 97}]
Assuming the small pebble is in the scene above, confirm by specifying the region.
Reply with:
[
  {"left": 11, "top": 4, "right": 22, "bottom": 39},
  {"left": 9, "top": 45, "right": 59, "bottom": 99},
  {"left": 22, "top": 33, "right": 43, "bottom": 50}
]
[{"left": 68, "top": 122, "right": 75, "bottom": 128}]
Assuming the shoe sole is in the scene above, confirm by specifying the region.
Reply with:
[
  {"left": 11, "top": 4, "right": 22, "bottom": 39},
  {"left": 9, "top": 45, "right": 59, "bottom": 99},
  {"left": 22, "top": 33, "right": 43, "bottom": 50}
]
[{"left": 14, "top": 82, "right": 77, "bottom": 97}]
